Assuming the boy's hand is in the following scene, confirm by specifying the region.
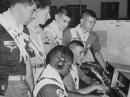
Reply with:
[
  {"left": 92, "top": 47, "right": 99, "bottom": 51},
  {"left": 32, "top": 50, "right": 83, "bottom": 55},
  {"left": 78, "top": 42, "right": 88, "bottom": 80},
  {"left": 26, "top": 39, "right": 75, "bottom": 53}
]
[{"left": 95, "top": 85, "right": 109, "bottom": 91}]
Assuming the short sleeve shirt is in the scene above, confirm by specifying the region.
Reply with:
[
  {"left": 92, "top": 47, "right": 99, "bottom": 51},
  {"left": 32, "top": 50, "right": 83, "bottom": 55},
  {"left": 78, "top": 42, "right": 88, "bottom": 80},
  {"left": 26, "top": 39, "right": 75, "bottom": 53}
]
[
  {"left": 37, "top": 84, "right": 67, "bottom": 97},
  {"left": 63, "top": 65, "right": 93, "bottom": 91},
  {"left": 0, "top": 24, "right": 26, "bottom": 75}
]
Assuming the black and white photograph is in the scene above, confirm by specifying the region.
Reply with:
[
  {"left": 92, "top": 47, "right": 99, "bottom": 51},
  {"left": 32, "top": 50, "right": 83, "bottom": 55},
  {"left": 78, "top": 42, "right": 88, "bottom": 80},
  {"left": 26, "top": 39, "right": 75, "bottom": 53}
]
[{"left": 0, "top": 0, "right": 130, "bottom": 97}]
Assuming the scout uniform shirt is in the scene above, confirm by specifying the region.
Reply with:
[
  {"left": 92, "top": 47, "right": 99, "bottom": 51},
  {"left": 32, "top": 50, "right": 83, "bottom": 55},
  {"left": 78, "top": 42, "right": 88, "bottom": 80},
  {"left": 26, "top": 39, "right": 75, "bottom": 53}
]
[
  {"left": 33, "top": 64, "right": 68, "bottom": 97},
  {"left": 63, "top": 64, "right": 79, "bottom": 90},
  {"left": 63, "top": 24, "right": 101, "bottom": 54},
  {"left": 0, "top": 10, "right": 29, "bottom": 96},
  {"left": 27, "top": 25, "right": 46, "bottom": 83},
  {"left": 63, "top": 64, "right": 93, "bottom": 91},
  {"left": 41, "top": 20, "right": 63, "bottom": 54},
  {"left": 63, "top": 24, "right": 101, "bottom": 91},
  {"left": 0, "top": 9, "right": 29, "bottom": 75}
]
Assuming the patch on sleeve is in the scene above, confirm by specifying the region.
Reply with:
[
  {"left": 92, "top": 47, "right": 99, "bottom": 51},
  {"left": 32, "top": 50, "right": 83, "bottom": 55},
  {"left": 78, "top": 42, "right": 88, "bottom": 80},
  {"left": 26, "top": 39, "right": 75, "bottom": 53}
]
[
  {"left": 3, "top": 41, "right": 17, "bottom": 52},
  {"left": 56, "top": 89, "right": 66, "bottom": 97},
  {"left": 86, "top": 44, "right": 91, "bottom": 49}
]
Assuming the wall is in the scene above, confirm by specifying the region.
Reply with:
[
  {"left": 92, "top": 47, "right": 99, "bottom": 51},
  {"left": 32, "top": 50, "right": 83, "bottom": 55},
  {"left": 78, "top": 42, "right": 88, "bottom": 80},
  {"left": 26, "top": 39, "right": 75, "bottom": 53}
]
[
  {"left": 51, "top": 0, "right": 127, "bottom": 18},
  {"left": 92, "top": 20, "right": 130, "bottom": 65}
]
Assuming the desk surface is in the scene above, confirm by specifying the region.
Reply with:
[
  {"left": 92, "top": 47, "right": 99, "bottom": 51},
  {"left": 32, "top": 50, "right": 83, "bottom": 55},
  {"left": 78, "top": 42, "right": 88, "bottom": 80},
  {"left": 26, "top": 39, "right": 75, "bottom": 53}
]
[
  {"left": 120, "top": 71, "right": 130, "bottom": 80},
  {"left": 109, "top": 62, "right": 130, "bottom": 72}
]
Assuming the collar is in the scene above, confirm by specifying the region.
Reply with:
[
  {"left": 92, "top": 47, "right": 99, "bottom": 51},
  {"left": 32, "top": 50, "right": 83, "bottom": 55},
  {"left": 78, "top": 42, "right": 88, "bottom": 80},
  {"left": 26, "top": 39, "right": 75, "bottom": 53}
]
[
  {"left": 75, "top": 24, "right": 89, "bottom": 43},
  {"left": 70, "top": 64, "right": 79, "bottom": 89},
  {"left": 0, "top": 9, "right": 23, "bottom": 33},
  {"left": 76, "top": 24, "right": 89, "bottom": 36},
  {"left": 34, "top": 64, "right": 68, "bottom": 97},
  {"left": 28, "top": 24, "right": 39, "bottom": 34},
  {"left": 49, "top": 20, "right": 62, "bottom": 34},
  {"left": 39, "top": 64, "right": 63, "bottom": 84},
  {"left": 48, "top": 20, "right": 63, "bottom": 44}
]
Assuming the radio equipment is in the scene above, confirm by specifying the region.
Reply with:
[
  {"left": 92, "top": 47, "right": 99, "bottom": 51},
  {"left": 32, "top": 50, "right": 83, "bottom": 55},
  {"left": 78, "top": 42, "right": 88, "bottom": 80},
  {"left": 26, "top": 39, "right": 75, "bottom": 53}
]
[
  {"left": 113, "top": 72, "right": 130, "bottom": 97},
  {"left": 80, "top": 61, "right": 130, "bottom": 97},
  {"left": 105, "top": 62, "right": 130, "bottom": 97}
]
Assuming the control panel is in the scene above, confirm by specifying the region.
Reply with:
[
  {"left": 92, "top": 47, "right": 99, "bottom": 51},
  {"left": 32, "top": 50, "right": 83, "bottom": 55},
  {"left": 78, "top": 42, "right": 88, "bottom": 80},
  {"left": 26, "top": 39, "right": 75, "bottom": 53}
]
[
  {"left": 105, "top": 62, "right": 130, "bottom": 97},
  {"left": 81, "top": 61, "right": 130, "bottom": 97}
]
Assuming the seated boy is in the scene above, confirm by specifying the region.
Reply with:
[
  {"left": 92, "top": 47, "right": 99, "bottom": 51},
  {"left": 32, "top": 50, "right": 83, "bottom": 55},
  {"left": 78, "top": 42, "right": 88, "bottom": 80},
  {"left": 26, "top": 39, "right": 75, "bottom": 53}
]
[
  {"left": 63, "top": 40, "right": 108, "bottom": 94},
  {"left": 33, "top": 45, "right": 107, "bottom": 97}
]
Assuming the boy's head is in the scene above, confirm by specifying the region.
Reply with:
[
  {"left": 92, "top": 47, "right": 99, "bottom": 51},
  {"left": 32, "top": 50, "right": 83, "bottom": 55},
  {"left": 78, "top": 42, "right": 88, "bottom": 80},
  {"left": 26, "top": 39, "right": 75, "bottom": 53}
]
[
  {"left": 80, "top": 9, "right": 96, "bottom": 32},
  {"left": 9, "top": 0, "right": 37, "bottom": 25},
  {"left": 33, "top": 0, "right": 51, "bottom": 25},
  {"left": 55, "top": 6, "right": 72, "bottom": 31},
  {"left": 67, "top": 40, "right": 86, "bottom": 65},
  {"left": 46, "top": 45, "right": 74, "bottom": 78}
]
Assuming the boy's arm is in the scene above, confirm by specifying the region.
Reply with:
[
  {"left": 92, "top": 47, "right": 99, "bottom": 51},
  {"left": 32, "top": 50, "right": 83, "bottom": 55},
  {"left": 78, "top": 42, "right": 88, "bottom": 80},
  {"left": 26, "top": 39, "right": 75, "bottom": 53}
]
[
  {"left": 78, "top": 65, "right": 98, "bottom": 85},
  {"left": 74, "top": 85, "right": 103, "bottom": 94},
  {"left": 37, "top": 84, "right": 103, "bottom": 97}
]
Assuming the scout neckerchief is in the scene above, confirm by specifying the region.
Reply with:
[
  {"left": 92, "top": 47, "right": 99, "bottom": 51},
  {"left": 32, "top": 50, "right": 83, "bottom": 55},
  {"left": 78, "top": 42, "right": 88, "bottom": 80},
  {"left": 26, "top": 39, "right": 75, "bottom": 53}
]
[
  {"left": 70, "top": 24, "right": 91, "bottom": 54},
  {"left": 70, "top": 64, "right": 79, "bottom": 89},
  {"left": 44, "top": 20, "right": 63, "bottom": 45},
  {"left": 28, "top": 25, "right": 46, "bottom": 61},
  {"left": 33, "top": 64, "right": 68, "bottom": 97},
  {"left": 74, "top": 24, "right": 89, "bottom": 46},
  {"left": 0, "top": 10, "right": 29, "bottom": 63}
]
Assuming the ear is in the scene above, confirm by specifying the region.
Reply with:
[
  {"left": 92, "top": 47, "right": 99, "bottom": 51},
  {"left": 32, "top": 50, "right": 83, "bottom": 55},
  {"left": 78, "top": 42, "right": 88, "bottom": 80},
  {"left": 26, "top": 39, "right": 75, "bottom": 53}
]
[
  {"left": 15, "top": 3, "right": 26, "bottom": 13},
  {"left": 55, "top": 58, "right": 66, "bottom": 70},
  {"left": 80, "top": 18, "right": 84, "bottom": 24},
  {"left": 14, "top": 3, "right": 22, "bottom": 11},
  {"left": 55, "top": 14, "right": 58, "bottom": 20},
  {"left": 32, "top": 9, "right": 37, "bottom": 19}
]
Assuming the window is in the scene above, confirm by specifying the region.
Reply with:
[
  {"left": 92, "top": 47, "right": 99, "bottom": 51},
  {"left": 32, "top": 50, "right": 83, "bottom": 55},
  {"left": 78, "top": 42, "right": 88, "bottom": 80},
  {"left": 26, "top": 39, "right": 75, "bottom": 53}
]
[
  {"left": 127, "top": 0, "right": 130, "bottom": 18},
  {"left": 101, "top": 2, "right": 119, "bottom": 19},
  {"left": 66, "top": 5, "right": 87, "bottom": 27}
]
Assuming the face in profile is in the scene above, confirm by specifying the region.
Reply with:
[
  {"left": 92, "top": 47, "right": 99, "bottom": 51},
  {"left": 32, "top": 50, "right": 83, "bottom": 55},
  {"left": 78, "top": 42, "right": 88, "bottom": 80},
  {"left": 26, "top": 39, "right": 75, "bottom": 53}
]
[
  {"left": 81, "top": 15, "right": 96, "bottom": 32},
  {"left": 56, "top": 14, "right": 71, "bottom": 31},
  {"left": 59, "top": 56, "right": 73, "bottom": 77},
  {"left": 73, "top": 46, "right": 85, "bottom": 64},
  {"left": 36, "top": 6, "right": 50, "bottom": 25},
  {"left": 53, "top": 52, "right": 73, "bottom": 78},
  {"left": 19, "top": 4, "right": 36, "bottom": 25}
]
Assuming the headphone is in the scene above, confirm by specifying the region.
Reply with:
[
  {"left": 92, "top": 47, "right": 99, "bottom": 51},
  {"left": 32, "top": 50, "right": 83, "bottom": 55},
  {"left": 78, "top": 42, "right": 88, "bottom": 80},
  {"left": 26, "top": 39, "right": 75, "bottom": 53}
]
[
  {"left": 55, "top": 57, "right": 66, "bottom": 70},
  {"left": 46, "top": 45, "right": 72, "bottom": 70}
]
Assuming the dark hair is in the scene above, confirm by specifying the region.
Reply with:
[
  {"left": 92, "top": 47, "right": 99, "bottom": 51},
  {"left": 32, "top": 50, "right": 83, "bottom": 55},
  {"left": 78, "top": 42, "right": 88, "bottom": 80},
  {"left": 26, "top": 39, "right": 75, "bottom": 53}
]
[
  {"left": 37, "top": 0, "right": 51, "bottom": 9},
  {"left": 57, "top": 6, "right": 72, "bottom": 18},
  {"left": 0, "top": 0, "right": 10, "bottom": 13},
  {"left": 8, "top": 0, "right": 36, "bottom": 7},
  {"left": 81, "top": 9, "right": 96, "bottom": 19},
  {"left": 67, "top": 40, "right": 84, "bottom": 49},
  {"left": 46, "top": 45, "right": 74, "bottom": 65}
]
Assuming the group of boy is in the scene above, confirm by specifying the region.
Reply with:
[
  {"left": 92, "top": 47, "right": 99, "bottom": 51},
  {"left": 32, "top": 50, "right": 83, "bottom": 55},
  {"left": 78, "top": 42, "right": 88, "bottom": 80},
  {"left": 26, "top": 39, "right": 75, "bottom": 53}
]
[{"left": 0, "top": 0, "right": 109, "bottom": 97}]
